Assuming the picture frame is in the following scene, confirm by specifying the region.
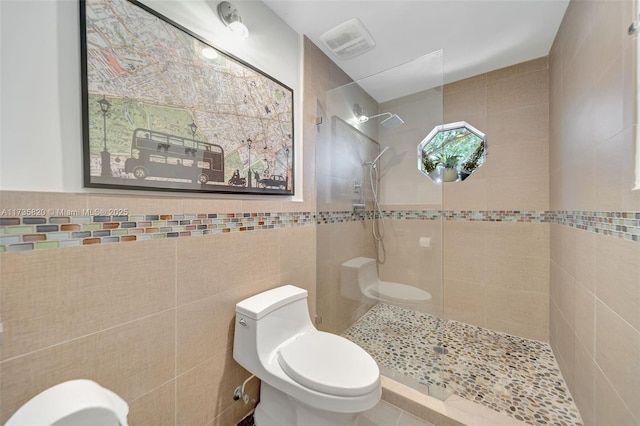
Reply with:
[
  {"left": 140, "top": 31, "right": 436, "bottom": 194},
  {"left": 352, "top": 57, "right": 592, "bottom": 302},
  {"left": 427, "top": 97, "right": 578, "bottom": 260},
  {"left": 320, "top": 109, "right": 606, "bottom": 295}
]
[{"left": 80, "top": 0, "right": 294, "bottom": 195}]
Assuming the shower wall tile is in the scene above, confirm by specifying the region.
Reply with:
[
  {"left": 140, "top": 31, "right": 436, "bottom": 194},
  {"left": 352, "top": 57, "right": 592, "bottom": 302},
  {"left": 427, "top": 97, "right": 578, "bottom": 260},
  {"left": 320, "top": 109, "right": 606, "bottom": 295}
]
[
  {"left": 443, "top": 57, "right": 550, "bottom": 340},
  {"left": 485, "top": 222, "right": 549, "bottom": 259},
  {"left": 594, "top": 300, "right": 640, "bottom": 421},
  {"left": 550, "top": 0, "right": 640, "bottom": 424},
  {"left": 443, "top": 278, "right": 486, "bottom": 327},
  {"left": 485, "top": 175, "right": 549, "bottom": 211},
  {"left": 596, "top": 232, "right": 640, "bottom": 328},
  {"left": 442, "top": 177, "right": 488, "bottom": 211},
  {"left": 595, "top": 367, "right": 638, "bottom": 426},
  {"left": 444, "top": 252, "right": 486, "bottom": 287},
  {"left": 444, "top": 57, "right": 549, "bottom": 214},
  {"left": 443, "top": 74, "right": 487, "bottom": 119},
  {"left": 553, "top": 262, "right": 576, "bottom": 333},
  {"left": 485, "top": 141, "right": 548, "bottom": 179},
  {"left": 487, "top": 67, "right": 548, "bottom": 115},
  {"left": 485, "top": 287, "right": 549, "bottom": 342},
  {"left": 487, "top": 103, "right": 549, "bottom": 147},
  {"left": 484, "top": 255, "right": 549, "bottom": 295},
  {"left": 378, "top": 219, "right": 442, "bottom": 292},
  {"left": 572, "top": 281, "right": 595, "bottom": 357},
  {"left": 572, "top": 340, "right": 595, "bottom": 426}
]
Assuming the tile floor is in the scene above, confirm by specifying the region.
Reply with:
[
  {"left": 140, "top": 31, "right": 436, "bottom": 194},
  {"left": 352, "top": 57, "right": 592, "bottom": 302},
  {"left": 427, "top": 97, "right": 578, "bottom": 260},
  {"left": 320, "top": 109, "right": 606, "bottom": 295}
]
[{"left": 344, "top": 303, "right": 583, "bottom": 426}]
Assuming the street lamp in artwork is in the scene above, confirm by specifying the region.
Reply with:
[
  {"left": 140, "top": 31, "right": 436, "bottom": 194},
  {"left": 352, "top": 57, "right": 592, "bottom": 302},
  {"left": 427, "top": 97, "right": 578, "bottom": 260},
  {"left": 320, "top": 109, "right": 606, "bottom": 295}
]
[
  {"left": 246, "top": 138, "right": 253, "bottom": 187},
  {"left": 285, "top": 147, "right": 290, "bottom": 190},
  {"left": 189, "top": 121, "right": 198, "bottom": 140},
  {"left": 97, "top": 96, "right": 112, "bottom": 178}
]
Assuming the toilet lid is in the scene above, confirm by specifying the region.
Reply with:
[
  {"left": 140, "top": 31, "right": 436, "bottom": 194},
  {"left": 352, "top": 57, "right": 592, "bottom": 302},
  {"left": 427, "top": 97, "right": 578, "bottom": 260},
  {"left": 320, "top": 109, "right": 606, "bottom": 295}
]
[
  {"left": 278, "top": 332, "right": 379, "bottom": 397},
  {"left": 369, "top": 281, "right": 432, "bottom": 303}
]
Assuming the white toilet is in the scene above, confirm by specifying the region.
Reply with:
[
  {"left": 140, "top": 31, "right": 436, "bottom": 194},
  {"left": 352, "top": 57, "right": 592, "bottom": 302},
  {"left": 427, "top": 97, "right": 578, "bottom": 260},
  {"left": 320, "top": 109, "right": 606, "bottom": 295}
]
[
  {"left": 6, "top": 379, "right": 129, "bottom": 426},
  {"left": 233, "top": 285, "right": 381, "bottom": 426},
  {"left": 341, "top": 257, "right": 432, "bottom": 311}
]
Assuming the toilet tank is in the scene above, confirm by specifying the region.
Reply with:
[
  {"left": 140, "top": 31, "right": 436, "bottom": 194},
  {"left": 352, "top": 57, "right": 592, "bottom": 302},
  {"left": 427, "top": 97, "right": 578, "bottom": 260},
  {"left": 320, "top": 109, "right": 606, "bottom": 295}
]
[
  {"left": 340, "top": 257, "right": 378, "bottom": 300},
  {"left": 233, "top": 285, "right": 314, "bottom": 373}
]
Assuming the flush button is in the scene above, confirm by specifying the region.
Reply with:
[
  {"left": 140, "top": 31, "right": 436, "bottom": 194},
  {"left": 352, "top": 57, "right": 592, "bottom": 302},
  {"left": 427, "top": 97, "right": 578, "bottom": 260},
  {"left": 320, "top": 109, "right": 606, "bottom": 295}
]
[{"left": 239, "top": 317, "right": 247, "bottom": 327}]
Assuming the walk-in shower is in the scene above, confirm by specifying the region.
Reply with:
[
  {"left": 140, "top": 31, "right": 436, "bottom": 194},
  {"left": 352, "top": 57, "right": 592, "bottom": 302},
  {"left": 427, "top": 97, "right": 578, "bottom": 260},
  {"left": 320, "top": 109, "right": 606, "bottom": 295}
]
[
  {"left": 316, "top": 49, "right": 446, "bottom": 397},
  {"left": 314, "top": 49, "right": 580, "bottom": 424}
]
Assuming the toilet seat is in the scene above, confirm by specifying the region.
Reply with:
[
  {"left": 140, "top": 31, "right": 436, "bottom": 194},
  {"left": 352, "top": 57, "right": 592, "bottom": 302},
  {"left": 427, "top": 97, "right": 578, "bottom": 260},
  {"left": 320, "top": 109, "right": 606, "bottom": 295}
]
[
  {"left": 368, "top": 281, "right": 432, "bottom": 303},
  {"left": 278, "top": 332, "right": 379, "bottom": 397}
]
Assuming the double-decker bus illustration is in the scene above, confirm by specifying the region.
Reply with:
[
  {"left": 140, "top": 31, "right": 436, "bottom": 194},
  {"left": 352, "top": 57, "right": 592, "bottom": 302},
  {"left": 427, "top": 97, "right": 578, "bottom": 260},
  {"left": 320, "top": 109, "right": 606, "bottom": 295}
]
[{"left": 124, "top": 128, "right": 224, "bottom": 184}]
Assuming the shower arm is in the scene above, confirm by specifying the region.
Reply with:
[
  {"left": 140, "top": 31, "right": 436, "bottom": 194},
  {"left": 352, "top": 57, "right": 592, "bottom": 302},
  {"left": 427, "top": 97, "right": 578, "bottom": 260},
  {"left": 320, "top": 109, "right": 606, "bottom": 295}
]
[{"left": 365, "top": 112, "right": 392, "bottom": 121}]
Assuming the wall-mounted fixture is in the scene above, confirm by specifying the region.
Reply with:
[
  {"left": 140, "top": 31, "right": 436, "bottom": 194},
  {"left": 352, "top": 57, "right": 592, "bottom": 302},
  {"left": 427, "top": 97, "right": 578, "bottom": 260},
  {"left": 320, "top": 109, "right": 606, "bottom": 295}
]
[
  {"left": 353, "top": 104, "right": 404, "bottom": 130},
  {"left": 417, "top": 121, "right": 486, "bottom": 183},
  {"left": 218, "top": 1, "right": 249, "bottom": 40}
]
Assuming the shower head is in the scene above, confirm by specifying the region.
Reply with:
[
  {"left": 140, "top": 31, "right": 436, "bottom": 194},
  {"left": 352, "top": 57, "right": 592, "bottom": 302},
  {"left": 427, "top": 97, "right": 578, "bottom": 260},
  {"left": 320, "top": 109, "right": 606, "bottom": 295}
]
[
  {"left": 357, "top": 111, "right": 405, "bottom": 129},
  {"left": 365, "top": 146, "right": 391, "bottom": 168},
  {"left": 380, "top": 114, "right": 404, "bottom": 129}
]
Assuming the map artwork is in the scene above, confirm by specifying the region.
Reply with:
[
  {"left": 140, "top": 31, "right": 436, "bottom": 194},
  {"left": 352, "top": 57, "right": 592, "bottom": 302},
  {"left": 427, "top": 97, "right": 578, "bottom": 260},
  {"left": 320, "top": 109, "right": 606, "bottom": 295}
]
[{"left": 81, "top": 0, "right": 294, "bottom": 195}]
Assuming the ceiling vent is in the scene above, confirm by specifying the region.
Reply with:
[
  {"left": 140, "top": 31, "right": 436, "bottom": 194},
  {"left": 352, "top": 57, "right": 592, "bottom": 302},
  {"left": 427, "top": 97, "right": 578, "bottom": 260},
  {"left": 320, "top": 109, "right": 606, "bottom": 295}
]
[{"left": 319, "top": 18, "right": 376, "bottom": 60}]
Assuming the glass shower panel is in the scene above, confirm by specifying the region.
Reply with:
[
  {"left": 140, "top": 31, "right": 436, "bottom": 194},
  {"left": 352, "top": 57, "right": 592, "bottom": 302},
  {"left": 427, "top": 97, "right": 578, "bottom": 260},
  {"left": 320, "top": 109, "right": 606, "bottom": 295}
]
[{"left": 315, "top": 50, "right": 449, "bottom": 400}]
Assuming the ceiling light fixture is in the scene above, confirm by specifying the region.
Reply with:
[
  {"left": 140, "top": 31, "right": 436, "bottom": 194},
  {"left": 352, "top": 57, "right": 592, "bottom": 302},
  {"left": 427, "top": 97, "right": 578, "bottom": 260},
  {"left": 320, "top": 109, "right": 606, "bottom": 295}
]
[{"left": 217, "top": 1, "right": 249, "bottom": 40}]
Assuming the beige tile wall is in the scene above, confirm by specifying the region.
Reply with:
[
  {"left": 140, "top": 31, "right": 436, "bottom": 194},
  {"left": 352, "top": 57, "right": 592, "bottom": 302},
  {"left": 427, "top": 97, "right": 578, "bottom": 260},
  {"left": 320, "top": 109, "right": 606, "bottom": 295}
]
[
  {"left": 549, "top": 1, "right": 640, "bottom": 425},
  {"left": 444, "top": 57, "right": 549, "bottom": 212},
  {"left": 440, "top": 57, "right": 551, "bottom": 341},
  {"left": 0, "top": 191, "right": 316, "bottom": 425}
]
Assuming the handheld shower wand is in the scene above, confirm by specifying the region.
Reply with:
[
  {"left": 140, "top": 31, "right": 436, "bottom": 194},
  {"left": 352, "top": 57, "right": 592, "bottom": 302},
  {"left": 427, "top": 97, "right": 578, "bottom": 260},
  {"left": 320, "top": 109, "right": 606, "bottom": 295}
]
[
  {"left": 364, "top": 146, "right": 390, "bottom": 169},
  {"left": 364, "top": 146, "right": 390, "bottom": 264}
]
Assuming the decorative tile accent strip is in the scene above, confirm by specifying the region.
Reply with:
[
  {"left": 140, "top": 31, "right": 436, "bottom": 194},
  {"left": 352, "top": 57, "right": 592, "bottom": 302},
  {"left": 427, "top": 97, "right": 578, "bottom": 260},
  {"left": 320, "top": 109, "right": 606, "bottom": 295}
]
[
  {"left": 1, "top": 209, "right": 638, "bottom": 252},
  {"left": 319, "top": 209, "right": 640, "bottom": 243},
  {"left": 550, "top": 210, "right": 640, "bottom": 242},
  {"left": 0, "top": 212, "right": 315, "bottom": 252}
]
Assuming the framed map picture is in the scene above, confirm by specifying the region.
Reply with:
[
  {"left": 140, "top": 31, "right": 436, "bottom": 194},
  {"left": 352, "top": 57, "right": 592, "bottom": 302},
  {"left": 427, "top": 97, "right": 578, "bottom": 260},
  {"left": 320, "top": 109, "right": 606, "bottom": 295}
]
[{"left": 80, "top": 0, "right": 294, "bottom": 195}]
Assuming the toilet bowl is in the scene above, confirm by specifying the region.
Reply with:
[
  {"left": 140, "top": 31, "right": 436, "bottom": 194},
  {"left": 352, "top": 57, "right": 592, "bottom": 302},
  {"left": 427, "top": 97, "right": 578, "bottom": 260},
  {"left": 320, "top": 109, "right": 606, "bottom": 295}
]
[
  {"left": 6, "top": 379, "right": 129, "bottom": 426},
  {"left": 233, "top": 285, "right": 381, "bottom": 426},
  {"left": 341, "top": 257, "right": 432, "bottom": 311}
]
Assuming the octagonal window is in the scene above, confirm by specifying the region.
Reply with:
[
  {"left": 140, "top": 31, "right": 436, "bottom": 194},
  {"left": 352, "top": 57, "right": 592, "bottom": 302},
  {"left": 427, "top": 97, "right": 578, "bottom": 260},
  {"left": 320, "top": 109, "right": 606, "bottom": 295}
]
[{"left": 417, "top": 121, "right": 486, "bottom": 183}]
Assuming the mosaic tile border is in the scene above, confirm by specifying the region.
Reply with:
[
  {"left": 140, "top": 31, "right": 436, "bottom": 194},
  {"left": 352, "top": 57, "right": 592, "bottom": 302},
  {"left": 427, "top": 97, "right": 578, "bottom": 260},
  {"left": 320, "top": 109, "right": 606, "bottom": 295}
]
[
  {"left": 549, "top": 210, "right": 640, "bottom": 242},
  {"left": 0, "top": 212, "right": 314, "bottom": 252},
  {"left": 321, "top": 209, "right": 640, "bottom": 242},
  {"left": 1, "top": 209, "right": 638, "bottom": 252}
]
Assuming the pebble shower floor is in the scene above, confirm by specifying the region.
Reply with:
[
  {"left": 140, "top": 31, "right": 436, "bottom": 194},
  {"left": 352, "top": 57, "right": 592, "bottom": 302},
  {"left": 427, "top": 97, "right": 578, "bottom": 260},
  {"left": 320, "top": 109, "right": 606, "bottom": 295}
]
[{"left": 343, "top": 303, "right": 582, "bottom": 425}]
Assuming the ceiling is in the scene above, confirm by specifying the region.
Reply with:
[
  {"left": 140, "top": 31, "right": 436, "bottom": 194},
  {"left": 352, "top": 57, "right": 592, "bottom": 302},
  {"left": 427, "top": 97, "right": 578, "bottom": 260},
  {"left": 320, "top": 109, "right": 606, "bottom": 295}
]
[{"left": 262, "top": 0, "right": 569, "bottom": 102}]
